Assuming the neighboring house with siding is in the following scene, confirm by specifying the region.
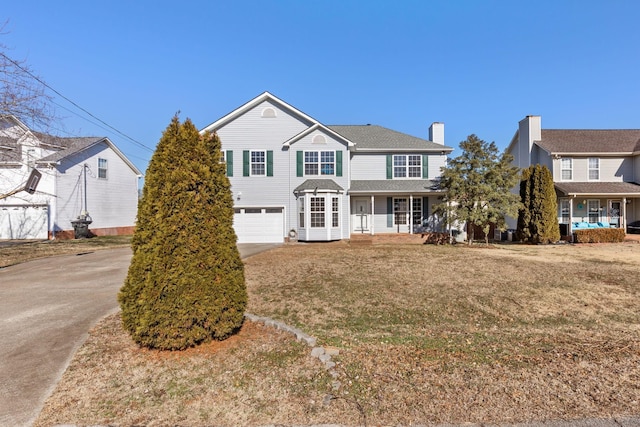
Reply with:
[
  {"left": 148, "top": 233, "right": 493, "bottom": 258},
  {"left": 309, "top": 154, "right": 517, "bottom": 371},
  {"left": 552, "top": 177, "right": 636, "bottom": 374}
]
[
  {"left": 201, "top": 92, "right": 453, "bottom": 243},
  {"left": 507, "top": 115, "right": 640, "bottom": 237},
  {"left": 0, "top": 115, "right": 142, "bottom": 239}
]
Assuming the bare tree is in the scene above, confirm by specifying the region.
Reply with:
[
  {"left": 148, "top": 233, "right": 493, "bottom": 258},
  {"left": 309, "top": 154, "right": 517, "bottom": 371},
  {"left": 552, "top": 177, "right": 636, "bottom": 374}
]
[{"left": 0, "top": 22, "right": 56, "bottom": 129}]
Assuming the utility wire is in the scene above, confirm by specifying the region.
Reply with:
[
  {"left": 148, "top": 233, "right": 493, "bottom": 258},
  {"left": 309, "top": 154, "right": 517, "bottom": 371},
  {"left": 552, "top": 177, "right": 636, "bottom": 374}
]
[{"left": 0, "top": 52, "right": 154, "bottom": 153}]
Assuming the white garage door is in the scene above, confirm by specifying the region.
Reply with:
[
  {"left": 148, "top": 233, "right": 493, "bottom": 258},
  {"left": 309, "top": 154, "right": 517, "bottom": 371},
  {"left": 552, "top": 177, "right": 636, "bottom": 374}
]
[
  {"left": 0, "top": 205, "right": 48, "bottom": 240},
  {"left": 233, "top": 207, "right": 284, "bottom": 243}
]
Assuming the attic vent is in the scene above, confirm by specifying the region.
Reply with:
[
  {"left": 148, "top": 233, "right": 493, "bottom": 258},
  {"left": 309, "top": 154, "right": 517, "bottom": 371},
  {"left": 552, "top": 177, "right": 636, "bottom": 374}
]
[
  {"left": 261, "top": 107, "right": 277, "bottom": 118},
  {"left": 312, "top": 134, "right": 327, "bottom": 144}
]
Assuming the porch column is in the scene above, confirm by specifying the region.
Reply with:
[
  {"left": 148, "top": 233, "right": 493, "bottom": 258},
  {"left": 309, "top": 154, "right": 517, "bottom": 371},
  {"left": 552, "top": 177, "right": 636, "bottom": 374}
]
[
  {"left": 569, "top": 197, "right": 574, "bottom": 238},
  {"left": 623, "top": 197, "right": 627, "bottom": 231},
  {"left": 409, "top": 194, "right": 414, "bottom": 234},
  {"left": 370, "top": 195, "right": 375, "bottom": 235}
]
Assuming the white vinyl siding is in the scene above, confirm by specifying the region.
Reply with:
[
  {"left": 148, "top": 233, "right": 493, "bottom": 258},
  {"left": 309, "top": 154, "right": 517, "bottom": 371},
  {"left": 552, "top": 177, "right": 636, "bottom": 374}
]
[{"left": 54, "top": 142, "right": 139, "bottom": 232}]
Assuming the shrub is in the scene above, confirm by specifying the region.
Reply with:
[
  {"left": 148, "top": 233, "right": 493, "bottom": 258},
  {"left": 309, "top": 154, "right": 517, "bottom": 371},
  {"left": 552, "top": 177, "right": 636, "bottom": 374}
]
[
  {"left": 517, "top": 165, "right": 560, "bottom": 244},
  {"left": 573, "top": 228, "right": 626, "bottom": 243},
  {"left": 118, "top": 117, "right": 247, "bottom": 350},
  {"left": 421, "top": 232, "right": 453, "bottom": 245}
]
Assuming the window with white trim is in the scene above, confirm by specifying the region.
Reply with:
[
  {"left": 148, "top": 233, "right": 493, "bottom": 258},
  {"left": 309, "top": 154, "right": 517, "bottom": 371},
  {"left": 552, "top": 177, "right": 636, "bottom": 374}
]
[
  {"left": 310, "top": 197, "right": 325, "bottom": 227},
  {"left": 98, "top": 158, "right": 107, "bottom": 179},
  {"left": 588, "top": 158, "right": 599, "bottom": 180},
  {"left": 393, "top": 197, "right": 407, "bottom": 225},
  {"left": 305, "top": 151, "right": 334, "bottom": 176},
  {"left": 561, "top": 158, "right": 572, "bottom": 180},
  {"left": 560, "top": 199, "right": 570, "bottom": 223},
  {"left": 251, "top": 150, "right": 266, "bottom": 176},
  {"left": 332, "top": 197, "right": 339, "bottom": 228},
  {"left": 587, "top": 200, "right": 600, "bottom": 223},
  {"left": 299, "top": 197, "right": 305, "bottom": 228},
  {"left": 393, "top": 155, "right": 421, "bottom": 178},
  {"left": 412, "top": 198, "right": 422, "bottom": 227}
]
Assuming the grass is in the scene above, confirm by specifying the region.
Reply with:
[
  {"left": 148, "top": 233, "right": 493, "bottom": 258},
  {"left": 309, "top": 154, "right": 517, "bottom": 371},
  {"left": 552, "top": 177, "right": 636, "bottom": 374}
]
[{"left": 30, "top": 240, "right": 640, "bottom": 426}]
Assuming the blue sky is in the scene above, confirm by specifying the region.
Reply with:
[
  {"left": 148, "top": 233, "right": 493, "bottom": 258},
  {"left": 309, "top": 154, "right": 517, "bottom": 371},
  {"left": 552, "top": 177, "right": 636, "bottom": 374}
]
[{"left": 3, "top": 1, "right": 640, "bottom": 173}]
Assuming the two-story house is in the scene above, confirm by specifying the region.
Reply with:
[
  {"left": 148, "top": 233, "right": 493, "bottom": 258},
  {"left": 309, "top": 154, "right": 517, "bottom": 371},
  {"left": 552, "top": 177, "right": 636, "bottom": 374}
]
[
  {"left": 0, "top": 115, "right": 142, "bottom": 239},
  {"left": 507, "top": 115, "right": 640, "bottom": 237},
  {"left": 201, "top": 92, "right": 453, "bottom": 243}
]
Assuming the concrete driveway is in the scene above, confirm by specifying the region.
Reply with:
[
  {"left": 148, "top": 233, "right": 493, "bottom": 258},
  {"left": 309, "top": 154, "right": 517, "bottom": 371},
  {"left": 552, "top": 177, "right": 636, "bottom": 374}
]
[{"left": 0, "top": 243, "right": 279, "bottom": 427}]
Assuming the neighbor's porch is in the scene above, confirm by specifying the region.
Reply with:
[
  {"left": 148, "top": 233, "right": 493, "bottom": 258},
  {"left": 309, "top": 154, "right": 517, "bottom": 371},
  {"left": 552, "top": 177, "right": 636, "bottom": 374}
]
[{"left": 558, "top": 196, "right": 638, "bottom": 237}]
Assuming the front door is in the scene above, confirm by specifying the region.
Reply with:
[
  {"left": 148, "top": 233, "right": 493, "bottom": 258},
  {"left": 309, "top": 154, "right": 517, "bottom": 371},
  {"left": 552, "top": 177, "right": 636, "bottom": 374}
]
[
  {"left": 609, "top": 200, "right": 622, "bottom": 228},
  {"left": 353, "top": 198, "right": 370, "bottom": 232}
]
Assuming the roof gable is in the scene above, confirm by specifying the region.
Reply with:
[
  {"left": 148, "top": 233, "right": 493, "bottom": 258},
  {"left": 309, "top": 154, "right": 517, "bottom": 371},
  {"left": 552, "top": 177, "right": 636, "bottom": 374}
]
[
  {"left": 283, "top": 123, "right": 355, "bottom": 148},
  {"left": 36, "top": 135, "right": 142, "bottom": 175},
  {"left": 537, "top": 129, "right": 640, "bottom": 155},
  {"left": 201, "top": 91, "right": 320, "bottom": 133}
]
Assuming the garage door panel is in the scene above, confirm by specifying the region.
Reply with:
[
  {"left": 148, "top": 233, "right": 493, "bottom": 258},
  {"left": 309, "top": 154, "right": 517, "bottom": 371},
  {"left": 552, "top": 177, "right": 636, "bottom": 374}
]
[
  {"left": 0, "top": 205, "right": 48, "bottom": 240},
  {"left": 234, "top": 207, "right": 283, "bottom": 243}
]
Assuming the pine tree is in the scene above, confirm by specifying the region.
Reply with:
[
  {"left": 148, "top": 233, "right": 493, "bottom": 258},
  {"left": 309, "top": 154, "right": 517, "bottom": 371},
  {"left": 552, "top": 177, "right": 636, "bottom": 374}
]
[
  {"left": 516, "top": 164, "right": 560, "bottom": 244},
  {"left": 118, "top": 116, "right": 247, "bottom": 350},
  {"left": 435, "top": 134, "right": 521, "bottom": 245}
]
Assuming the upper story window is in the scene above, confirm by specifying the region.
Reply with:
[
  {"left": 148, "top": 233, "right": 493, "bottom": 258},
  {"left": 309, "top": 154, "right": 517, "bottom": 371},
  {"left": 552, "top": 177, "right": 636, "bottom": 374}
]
[
  {"left": 588, "top": 158, "right": 599, "bottom": 180},
  {"left": 98, "top": 158, "right": 108, "bottom": 179},
  {"left": 243, "top": 150, "right": 272, "bottom": 177},
  {"left": 394, "top": 154, "right": 421, "bottom": 178},
  {"left": 561, "top": 158, "right": 572, "bottom": 181},
  {"left": 305, "top": 150, "right": 334, "bottom": 176},
  {"left": 251, "top": 150, "right": 265, "bottom": 176}
]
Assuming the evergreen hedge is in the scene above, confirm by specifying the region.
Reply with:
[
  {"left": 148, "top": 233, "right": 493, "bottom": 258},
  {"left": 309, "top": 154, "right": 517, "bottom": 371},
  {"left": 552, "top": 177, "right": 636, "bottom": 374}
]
[
  {"left": 118, "top": 117, "right": 247, "bottom": 350},
  {"left": 517, "top": 164, "right": 560, "bottom": 244}
]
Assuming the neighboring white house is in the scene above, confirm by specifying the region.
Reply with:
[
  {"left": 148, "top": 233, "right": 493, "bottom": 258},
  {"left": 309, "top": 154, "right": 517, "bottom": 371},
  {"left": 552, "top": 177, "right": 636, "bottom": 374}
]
[
  {"left": 201, "top": 92, "right": 453, "bottom": 243},
  {"left": 0, "top": 115, "right": 142, "bottom": 239},
  {"left": 506, "top": 115, "right": 640, "bottom": 237}
]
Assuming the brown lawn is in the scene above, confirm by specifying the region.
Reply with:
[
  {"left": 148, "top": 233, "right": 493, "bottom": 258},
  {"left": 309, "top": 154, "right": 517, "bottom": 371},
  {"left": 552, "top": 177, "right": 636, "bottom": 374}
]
[{"left": 34, "top": 240, "right": 640, "bottom": 426}]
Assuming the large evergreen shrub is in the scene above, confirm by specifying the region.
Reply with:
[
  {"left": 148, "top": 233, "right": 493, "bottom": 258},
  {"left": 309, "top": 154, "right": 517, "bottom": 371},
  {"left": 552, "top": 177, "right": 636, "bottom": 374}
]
[
  {"left": 516, "top": 164, "right": 560, "bottom": 244},
  {"left": 118, "top": 117, "right": 246, "bottom": 350}
]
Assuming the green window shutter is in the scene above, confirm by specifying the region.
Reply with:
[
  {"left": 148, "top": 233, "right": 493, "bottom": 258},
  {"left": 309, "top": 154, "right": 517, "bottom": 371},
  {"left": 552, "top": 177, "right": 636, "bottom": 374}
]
[
  {"left": 423, "top": 197, "right": 429, "bottom": 222},
  {"left": 422, "top": 154, "right": 429, "bottom": 178},
  {"left": 267, "top": 150, "right": 273, "bottom": 176},
  {"left": 243, "top": 150, "right": 250, "bottom": 176},
  {"left": 226, "top": 150, "right": 233, "bottom": 177},
  {"left": 386, "top": 155, "right": 393, "bottom": 179},
  {"left": 336, "top": 151, "right": 342, "bottom": 177},
  {"left": 387, "top": 197, "right": 393, "bottom": 227},
  {"left": 296, "top": 151, "right": 303, "bottom": 177}
]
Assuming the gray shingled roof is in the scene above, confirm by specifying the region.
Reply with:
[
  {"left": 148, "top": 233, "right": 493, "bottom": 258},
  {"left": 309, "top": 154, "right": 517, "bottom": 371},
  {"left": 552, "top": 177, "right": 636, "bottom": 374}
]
[
  {"left": 294, "top": 179, "right": 344, "bottom": 193},
  {"left": 537, "top": 130, "right": 640, "bottom": 154},
  {"left": 0, "top": 135, "right": 21, "bottom": 163},
  {"left": 555, "top": 181, "right": 640, "bottom": 196},
  {"left": 349, "top": 179, "right": 440, "bottom": 194},
  {"left": 36, "top": 137, "right": 106, "bottom": 164},
  {"left": 328, "top": 125, "right": 452, "bottom": 152}
]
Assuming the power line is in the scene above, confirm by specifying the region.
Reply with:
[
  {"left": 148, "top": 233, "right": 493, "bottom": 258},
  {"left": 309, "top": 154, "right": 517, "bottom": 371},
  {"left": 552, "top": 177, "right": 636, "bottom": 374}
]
[{"left": 0, "top": 52, "right": 154, "bottom": 153}]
